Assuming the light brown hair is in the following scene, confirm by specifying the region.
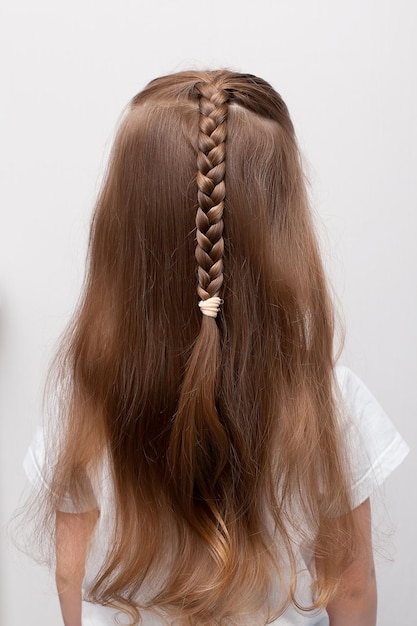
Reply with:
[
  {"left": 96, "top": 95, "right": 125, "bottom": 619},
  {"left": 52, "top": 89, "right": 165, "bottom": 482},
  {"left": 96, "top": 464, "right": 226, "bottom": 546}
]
[{"left": 40, "top": 70, "right": 358, "bottom": 624}]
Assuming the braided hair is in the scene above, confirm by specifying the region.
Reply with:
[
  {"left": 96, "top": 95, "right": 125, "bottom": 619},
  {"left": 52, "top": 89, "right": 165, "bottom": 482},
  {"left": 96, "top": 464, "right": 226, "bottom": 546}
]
[
  {"left": 167, "top": 78, "right": 231, "bottom": 544},
  {"left": 195, "top": 80, "right": 228, "bottom": 316}
]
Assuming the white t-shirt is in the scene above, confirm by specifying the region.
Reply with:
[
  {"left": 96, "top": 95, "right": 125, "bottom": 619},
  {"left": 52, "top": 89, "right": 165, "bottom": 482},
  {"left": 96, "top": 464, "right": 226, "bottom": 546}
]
[{"left": 24, "top": 366, "right": 409, "bottom": 626}]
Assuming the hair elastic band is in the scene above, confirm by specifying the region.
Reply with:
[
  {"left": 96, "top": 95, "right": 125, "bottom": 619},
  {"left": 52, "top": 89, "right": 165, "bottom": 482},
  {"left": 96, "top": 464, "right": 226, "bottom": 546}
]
[{"left": 198, "top": 296, "right": 223, "bottom": 318}]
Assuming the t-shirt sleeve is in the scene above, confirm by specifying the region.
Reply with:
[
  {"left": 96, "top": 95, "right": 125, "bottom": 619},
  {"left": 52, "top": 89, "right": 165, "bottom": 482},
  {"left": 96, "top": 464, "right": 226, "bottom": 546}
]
[
  {"left": 336, "top": 366, "right": 410, "bottom": 509},
  {"left": 23, "top": 425, "right": 98, "bottom": 513}
]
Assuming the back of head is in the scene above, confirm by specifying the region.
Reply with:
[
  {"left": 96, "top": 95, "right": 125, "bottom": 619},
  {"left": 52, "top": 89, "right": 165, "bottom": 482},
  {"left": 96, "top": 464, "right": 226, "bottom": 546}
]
[{"left": 45, "top": 70, "right": 356, "bottom": 624}]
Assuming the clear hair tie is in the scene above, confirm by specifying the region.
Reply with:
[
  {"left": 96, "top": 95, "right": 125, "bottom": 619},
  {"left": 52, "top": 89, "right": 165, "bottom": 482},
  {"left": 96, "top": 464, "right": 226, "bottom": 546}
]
[{"left": 198, "top": 296, "right": 223, "bottom": 318}]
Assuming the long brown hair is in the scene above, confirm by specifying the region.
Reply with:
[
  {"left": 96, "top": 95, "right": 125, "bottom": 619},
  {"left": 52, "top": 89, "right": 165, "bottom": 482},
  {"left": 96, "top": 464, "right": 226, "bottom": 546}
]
[{"left": 42, "top": 70, "right": 358, "bottom": 624}]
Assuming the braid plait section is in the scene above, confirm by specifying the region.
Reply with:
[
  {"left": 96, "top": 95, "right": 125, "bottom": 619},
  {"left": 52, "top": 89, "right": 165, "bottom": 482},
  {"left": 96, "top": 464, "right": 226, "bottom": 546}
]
[{"left": 195, "top": 82, "right": 229, "bottom": 307}]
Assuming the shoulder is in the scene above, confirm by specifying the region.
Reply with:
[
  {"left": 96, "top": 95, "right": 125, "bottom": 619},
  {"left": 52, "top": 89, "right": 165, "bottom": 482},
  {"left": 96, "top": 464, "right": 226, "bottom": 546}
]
[
  {"left": 23, "top": 425, "right": 100, "bottom": 513},
  {"left": 334, "top": 365, "right": 409, "bottom": 507}
]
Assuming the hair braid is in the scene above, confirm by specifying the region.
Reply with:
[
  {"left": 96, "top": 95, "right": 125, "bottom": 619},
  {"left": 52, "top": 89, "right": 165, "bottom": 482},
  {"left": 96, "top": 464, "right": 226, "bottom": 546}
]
[
  {"left": 195, "top": 82, "right": 229, "bottom": 311},
  {"left": 166, "top": 81, "right": 231, "bottom": 569}
]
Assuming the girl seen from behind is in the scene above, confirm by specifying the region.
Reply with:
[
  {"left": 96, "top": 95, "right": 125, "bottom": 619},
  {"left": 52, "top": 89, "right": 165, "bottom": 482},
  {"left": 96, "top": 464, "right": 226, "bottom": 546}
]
[{"left": 24, "top": 70, "right": 409, "bottom": 626}]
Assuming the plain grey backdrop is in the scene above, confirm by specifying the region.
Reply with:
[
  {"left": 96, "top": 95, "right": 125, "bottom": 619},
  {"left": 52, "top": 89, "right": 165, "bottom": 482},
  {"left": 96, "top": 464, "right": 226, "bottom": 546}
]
[{"left": 1, "top": 1, "right": 416, "bottom": 624}]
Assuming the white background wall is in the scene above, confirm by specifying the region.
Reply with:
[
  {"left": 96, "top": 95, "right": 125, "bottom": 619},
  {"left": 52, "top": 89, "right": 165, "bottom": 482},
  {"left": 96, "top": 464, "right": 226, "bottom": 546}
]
[{"left": 1, "top": 1, "right": 415, "bottom": 624}]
